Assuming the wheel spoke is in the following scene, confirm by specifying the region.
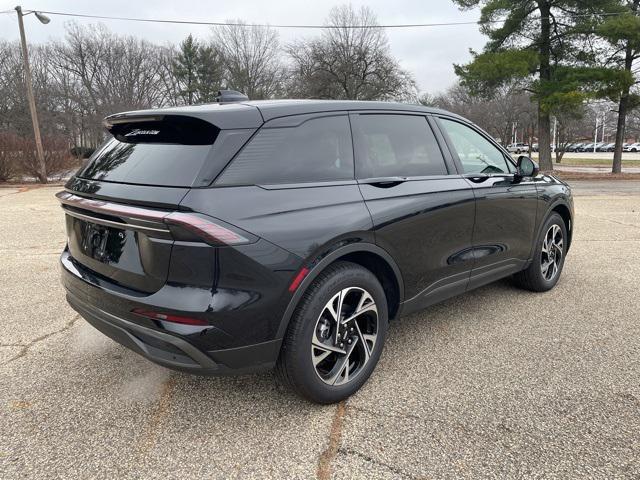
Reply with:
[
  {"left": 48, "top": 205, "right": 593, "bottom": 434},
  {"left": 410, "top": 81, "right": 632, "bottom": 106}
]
[
  {"left": 341, "top": 303, "right": 377, "bottom": 324},
  {"left": 353, "top": 321, "right": 371, "bottom": 361},
  {"left": 324, "top": 292, "right": 340, "bottom": 322},
  {"left": 541, "top": 260, "right": 551, "bottom": 277},
  {"left": 327, "top": 337, "right": 358, "bottom": 386},
  {"left": 312, "top": 334, "right": 346, "bottom": 355},
  {"left": 323, "top": 290, "right": 344, "bottom": 346},
  {"left": 356, "top": 290, "right": 374, "bottom": 313},
  {"left": 312, "top": 348, "right": 332, "bottom": 367},
  {"left": 341, "top": 288, "right": 377, "bottom": 324}
]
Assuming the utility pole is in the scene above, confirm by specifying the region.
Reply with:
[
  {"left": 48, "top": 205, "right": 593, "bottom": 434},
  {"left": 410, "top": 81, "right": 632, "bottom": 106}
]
[{"left": 15, "top": 6, "right": 48, "bottom": 183}]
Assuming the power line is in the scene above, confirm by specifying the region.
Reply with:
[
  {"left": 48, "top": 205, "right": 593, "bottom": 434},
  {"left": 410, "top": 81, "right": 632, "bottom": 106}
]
[
  {"left": 24, "top": 10, "right": 496, "bottom": 28},
  {"left": 21, "top": 9, "right": 630, "bottom": 30}
]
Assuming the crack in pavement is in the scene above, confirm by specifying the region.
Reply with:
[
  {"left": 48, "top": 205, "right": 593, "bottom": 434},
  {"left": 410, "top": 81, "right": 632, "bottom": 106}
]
[
  {"left": 339, "top": 447, "right": 419, "bottom": 479},
  {"left": 580, "top": 214, "right": 640, "bottom": 230},
  {"left": 317, "top": 400, "right": 347, "bottom": 480},
  {"left": 1, "top": 314, "right": 81, "bottom": 365}
]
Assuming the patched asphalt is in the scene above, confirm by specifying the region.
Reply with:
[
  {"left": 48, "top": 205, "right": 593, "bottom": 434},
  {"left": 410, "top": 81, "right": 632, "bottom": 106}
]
[{"left": 1, "top": 181, "right": 639, "bottom": 479}]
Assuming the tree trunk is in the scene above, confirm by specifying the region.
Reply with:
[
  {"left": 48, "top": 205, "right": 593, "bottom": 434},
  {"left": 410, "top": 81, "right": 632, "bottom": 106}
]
[
  {"left": 537, "top": 0, "right": 553, "bottom": 171},
  {"left": 612, "top": 90, "right": 629, "bottom": 174},
  {"left": 538, "top": 110, "right": 553, "bottom": 170},
  {"left": 612, "top": 0, "right": 638, "bottom": 174}
]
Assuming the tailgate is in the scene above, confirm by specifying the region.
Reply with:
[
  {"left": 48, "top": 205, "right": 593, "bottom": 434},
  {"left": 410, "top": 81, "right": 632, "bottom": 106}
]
[{"left": 58, "top": 188, "right": 177, "bottom": 294}]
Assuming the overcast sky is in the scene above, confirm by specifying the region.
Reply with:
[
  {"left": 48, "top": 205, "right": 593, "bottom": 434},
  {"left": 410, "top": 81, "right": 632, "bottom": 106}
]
[{"left": 0, "top": 0, "right": 486, "bottom": 94}]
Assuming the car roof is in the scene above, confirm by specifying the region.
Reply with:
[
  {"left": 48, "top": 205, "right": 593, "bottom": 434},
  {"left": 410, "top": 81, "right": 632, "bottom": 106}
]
[
  {"left": 240, "top": 99, "right": 460, "bottom": 121},
  {"left": 106, "top": 99, "right": 464, "bottom": 129}
]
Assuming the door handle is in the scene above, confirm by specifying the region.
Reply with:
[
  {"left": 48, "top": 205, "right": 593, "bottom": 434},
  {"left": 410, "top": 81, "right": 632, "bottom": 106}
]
[
  {"left": 359, "top": 177, "right": 408, "bottom": 188},
  {"left": 463, "top": 173, "right": 490, "bottom": 183}
]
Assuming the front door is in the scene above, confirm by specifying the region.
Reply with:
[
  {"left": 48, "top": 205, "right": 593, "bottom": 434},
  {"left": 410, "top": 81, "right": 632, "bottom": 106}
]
[{"left": 435, "top": 117, "right": 538, "bottom": 290}]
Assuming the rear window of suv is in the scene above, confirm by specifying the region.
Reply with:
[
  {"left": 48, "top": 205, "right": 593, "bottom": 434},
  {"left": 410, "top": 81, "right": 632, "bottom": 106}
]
[
  {"left": 77, "top": 140, "right": 215, "bottom": 187},
  {"left": 216, "top": 115, "right": 354, "bottom": 186},
  {"left": 76, "top": 115, "right": 220, "bottom": 187}
]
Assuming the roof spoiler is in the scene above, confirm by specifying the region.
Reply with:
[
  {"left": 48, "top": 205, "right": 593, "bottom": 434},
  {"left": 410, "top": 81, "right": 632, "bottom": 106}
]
[
  {"left": 102, "top": 114, "right": 219, "bottom": 145},
  {"left": 216, "top": 90, "right": 249, "bottom": 104}
]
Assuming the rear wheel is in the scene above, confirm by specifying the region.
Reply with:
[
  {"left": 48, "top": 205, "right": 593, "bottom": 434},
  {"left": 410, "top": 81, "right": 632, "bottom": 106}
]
[
  {"left": 276, "top": 261, "right": 388, "bottom": 404},
  {"left": 513, "top": 212, "right": 567, "bottom": 292}
]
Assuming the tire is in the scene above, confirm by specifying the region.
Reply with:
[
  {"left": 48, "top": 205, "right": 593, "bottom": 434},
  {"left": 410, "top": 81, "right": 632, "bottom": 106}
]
[
  {"left": 513, "top": 213, "right": 567, "bottom": 292},
  {"left": 276, "top": 261, "right": 388, "bottom": 404}
]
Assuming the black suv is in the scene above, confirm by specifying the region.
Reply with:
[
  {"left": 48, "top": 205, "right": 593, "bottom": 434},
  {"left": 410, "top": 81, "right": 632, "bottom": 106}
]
[{"left": 58, "top": 100, "right": 573, "bottom": 404}]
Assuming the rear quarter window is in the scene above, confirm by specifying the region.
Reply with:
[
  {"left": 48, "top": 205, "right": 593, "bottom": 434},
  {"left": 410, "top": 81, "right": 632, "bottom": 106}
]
[{"left": 215, "top": 115, "right": 354, "bottom": 185}]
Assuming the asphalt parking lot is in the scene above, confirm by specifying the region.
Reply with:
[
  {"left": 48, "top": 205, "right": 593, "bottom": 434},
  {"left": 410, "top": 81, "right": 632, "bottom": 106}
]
[{"left": 1, "top": 181, "right": 639, "bottom": 479}]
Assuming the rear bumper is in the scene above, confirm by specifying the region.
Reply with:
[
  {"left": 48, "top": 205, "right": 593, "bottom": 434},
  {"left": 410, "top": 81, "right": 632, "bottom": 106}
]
[
  {"left": 67, "top": 291, "right": 281, "bottom": 375},
  {"left": 61, "top": 252, "right": 284, "bottom": 375}
]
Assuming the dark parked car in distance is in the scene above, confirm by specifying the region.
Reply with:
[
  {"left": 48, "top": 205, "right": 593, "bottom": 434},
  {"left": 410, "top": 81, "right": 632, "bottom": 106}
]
[{"left": 57, "top": 98, "right": 573, "bottom": 403}]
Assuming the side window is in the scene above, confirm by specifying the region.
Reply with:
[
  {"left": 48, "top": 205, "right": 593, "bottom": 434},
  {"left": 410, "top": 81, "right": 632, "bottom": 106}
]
[
  {"left": 216, "top": 115, "right": 353, "bottom": 185},
  {"left": 438, "top": 118, "right": 511, "bottom": 174},
  {"left": 355, "top": 114, "right": 448, "bottom": 178}
]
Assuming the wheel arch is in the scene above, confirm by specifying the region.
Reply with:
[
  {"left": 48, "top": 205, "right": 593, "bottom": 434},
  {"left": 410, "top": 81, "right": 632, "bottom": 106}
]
[
  {"left": 551, "top": 202, "right": 573, "bottom": 250},
  {"left": 276, "top": 243, "right": 404, "bottom": 339},
  {"left": 533, "top": 198, "right": 573, "bottom": 256}
]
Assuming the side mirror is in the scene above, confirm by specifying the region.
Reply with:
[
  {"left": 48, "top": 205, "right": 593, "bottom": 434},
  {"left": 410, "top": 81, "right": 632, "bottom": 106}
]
[{"left": 515, "top": 155, "right": 539, "bottom": 179}]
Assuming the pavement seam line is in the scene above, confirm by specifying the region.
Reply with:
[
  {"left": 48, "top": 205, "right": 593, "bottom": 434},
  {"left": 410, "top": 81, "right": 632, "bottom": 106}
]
[
  {"left": 580, "top": 213, "right": 640, "bottom": 230},
  {"left": 317, "top": 400, "right": 347, "bottom": 480},
  {"left": 137, "top": 376, "right": 176, "bottom": 456},
  {"left": 2, "top": 314, "right": 81, "bottom": 365}
]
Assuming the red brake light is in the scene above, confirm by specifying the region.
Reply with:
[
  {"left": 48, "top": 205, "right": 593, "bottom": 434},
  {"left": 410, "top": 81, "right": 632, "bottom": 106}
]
[
  {"left": 164, "top": 212, "right": 249, "bottom": 245},
  {"left": 131, "top": 308, "right": 209, "bottom": 326}
]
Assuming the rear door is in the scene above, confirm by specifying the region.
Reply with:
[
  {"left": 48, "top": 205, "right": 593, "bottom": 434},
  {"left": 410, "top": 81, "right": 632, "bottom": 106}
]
[
  {"left": 351, "top": 112, "right": 476, "bottom": 313},
  {"left": 435, "top": 116, "right": 538, "bottom": 289}
]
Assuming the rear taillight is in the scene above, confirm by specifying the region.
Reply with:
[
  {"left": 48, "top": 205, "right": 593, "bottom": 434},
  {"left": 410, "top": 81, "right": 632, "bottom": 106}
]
[
  {"left": 131, "top": 308, "right": 209, "bottom": 326},
  {"left": 165, "top": 212, "right": 251, "bottom": 246}
]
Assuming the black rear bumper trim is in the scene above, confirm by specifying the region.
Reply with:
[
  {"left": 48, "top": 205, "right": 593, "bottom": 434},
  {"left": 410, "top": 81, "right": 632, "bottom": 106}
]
[{"left": 67, "top": 292, "right": 219, "bottom": 372}]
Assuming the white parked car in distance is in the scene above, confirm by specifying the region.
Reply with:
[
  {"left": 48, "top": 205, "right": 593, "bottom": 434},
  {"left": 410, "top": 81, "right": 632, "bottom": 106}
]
[
  {"left": 507, "top": 142, "right": 529, "bottom": 154},
  {"left": 623, "top": 143, "right": 640, "bottom": 152}
]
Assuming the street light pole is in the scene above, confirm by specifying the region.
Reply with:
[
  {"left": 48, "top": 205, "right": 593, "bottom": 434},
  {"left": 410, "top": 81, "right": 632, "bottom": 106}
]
[{"left": 15, "top": 5, "right": 47, "bottom": 183}]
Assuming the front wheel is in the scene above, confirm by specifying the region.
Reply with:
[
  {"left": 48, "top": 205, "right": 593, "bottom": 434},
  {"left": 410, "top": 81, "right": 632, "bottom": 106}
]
[
  {"left": 513, "top": 213, "right": 567, "bottom": 292},
  {"left": 276, "top": 262, "right": 388, "bottom": 404}
]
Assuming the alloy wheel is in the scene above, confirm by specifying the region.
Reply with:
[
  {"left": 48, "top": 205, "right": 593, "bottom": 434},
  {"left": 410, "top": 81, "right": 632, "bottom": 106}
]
[
  {"left": 541, "top": 224, "right": 563, "bottom": 281},
  {"left": 311, "top": 287, "right": 379, "bottom": 386}
]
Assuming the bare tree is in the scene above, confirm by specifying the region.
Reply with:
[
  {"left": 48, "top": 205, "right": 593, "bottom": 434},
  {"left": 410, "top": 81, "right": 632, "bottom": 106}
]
[
  {"left": 212, "top": 22, "right": 284, "bottom": 99},
  {"left": 49, "top": 23, "right": 173, "bottom": 147},
  {"left": 286, "top": 5, "right": 417, "bottom": 101},
  {"left": 427, "top": 83, "right": 537, "bottom": 146}
]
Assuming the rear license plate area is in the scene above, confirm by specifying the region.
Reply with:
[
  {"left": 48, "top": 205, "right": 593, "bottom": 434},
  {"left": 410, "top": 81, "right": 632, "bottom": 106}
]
[{"left": 78, "top": 221, "right": 123, "bottom": 264}]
